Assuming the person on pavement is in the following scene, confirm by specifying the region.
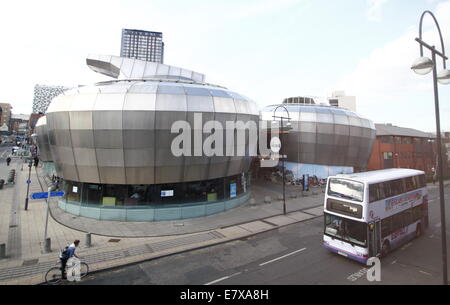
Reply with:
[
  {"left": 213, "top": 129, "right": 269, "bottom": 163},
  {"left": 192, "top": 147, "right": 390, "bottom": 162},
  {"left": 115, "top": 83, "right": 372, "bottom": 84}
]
[
  {"left": 6, "top": 156, "right": 11, "bottom": 166},
  {"left": 60, "top": 240, "right": 80, "bottom": 279}
]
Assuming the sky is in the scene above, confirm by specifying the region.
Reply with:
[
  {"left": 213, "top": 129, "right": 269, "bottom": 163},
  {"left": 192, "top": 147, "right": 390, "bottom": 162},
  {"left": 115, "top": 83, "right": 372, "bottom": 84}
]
[{"left": 0, "top": 0, "right": 449, "bottom": 132}]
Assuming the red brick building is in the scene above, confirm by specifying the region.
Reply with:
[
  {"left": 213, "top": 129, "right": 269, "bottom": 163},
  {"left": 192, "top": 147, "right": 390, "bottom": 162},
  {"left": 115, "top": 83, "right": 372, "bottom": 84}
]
[{"left": 367, "top": 124, "right": 436, "bottom": 177}]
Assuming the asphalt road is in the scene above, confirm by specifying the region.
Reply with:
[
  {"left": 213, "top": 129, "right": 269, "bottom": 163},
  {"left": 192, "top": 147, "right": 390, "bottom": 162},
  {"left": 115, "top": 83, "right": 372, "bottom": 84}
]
[{"left": 74, "top": 185, "right": 450, "bottom": 285}]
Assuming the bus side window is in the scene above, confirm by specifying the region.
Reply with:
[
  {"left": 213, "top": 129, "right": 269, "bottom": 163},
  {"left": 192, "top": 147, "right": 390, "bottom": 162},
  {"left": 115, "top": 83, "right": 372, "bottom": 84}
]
[
  {"left": 405, "top": 177, "right": 415, "bottom": 192},
  {"left": 419, "top": 175, "right": 426, "bottom": 187},
  {"left": 403, "top": 210, "right": 413, "bottom": 226},
  {"left": 381, "top": 217, "right": 391, "bottom": 238},
  {"left": 413, "top": 206, "right": 422, "bottom": 221},
  {"left": 369, "top": 184, "right": 377, "bottom": 202},
  {"left": 384, "top": 182, "right": 392, "bottom": 198},
  {"left": 392, "top": 214, "right": 403, "bottom": 231},
  {"left": 378, "top": 183, "right": 385, "bottom": 200}
]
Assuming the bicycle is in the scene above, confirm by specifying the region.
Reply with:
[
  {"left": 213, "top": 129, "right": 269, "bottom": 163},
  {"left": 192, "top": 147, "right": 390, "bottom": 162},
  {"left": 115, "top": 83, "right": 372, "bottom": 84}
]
[{"left": 45, "top": 257, "right": 89, "bottom": 284}]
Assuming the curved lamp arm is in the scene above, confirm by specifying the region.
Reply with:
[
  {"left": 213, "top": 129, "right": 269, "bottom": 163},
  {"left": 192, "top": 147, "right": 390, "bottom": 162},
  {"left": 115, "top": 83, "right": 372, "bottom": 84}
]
[
  {"left": 419, "top": 10, "right": 447, "bottom": 69},
  {"left": 272, "top": 105, "right": 291, "bottom": 120}
]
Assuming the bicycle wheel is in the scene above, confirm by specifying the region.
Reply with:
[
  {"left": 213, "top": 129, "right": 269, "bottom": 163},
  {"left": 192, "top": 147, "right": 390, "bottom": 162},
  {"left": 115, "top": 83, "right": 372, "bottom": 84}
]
[
  {"left": 45, "top": 267, "right": 62, "bottom": 284},
  {"left": 79, "top": 262, "right": 89, "bottom": 278}
]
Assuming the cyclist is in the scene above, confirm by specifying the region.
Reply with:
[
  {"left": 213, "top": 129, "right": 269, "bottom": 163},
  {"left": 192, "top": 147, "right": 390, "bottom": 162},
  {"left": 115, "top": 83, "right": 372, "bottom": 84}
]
[{"left": 60, "top": 240, "right": 80, "bottom": 279}]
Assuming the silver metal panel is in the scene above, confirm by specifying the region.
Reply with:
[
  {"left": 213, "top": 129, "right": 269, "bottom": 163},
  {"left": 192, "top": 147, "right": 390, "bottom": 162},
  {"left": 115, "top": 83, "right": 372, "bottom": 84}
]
[
  {"left": 143, "top": 62, "right": 158, "bottom": 77},
  {"left": 76, "top": 166, "right": 100, "bottom": 184},
  {"left": 187, "top": 95, "right": 214, "bottom": 112},
  {"left": 73, "top": 148, "right": 98, "bottom": 166},
  {"left": 69, "top": 111, "right": 93, "bottom": 130},
  {"left": 123, "top": 130, "right": 155, "bottom": 148},
  {"left": 94, "top": 93, "right": 126, "bottom": 111},
  {"left": 70, "top": 130, "right": 95, "bottom": 148},
  {"left": 125, "top": 167, "right": 155, "bottom": 184},
  {"left": 95, "top": 149, "right": 125, "bottom": 167},
  {"left": 124, "top": 149, "right": 154, "bottom": 167},
  {"left": 92, "top": 111, "right": 122, "bottom": 130},
  {"left": 123, "top": 93, "right": 156, "bottom": 111},
  {"left": 213, "top": 97, "right": 236, "bottom": 113},
  {"left": 156, "top": 64, "right": 170, "bottom": 76},
  {"left": 69, "top": 93, "right": 98, "bottom": 112},
  {"left": 94, "top": 130, "right": 123, "bottom": 149},
  {"left": 123, "top": 111, "right": 155, "bottom": 130},
  {"left": 98, "top": 167, "right": 126, "bottom": 184},
  {"left": 155, "top": 94, "right": 187, "bottom": 112},
  {"left": 54, "top": 130, "right": 72, "bottom": 148}
]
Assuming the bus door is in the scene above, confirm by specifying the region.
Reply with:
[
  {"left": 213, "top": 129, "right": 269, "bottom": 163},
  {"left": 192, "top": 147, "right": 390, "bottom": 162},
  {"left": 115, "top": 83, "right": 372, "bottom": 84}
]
[{"left": 368, "top": 220, "right": 381, "bottom": 257}]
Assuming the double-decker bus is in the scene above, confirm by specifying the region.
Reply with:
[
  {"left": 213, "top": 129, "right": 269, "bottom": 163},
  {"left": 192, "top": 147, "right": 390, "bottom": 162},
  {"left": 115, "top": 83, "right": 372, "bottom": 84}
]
[{"left": 323, "top": 168, "right": 429, "bottom": 263}]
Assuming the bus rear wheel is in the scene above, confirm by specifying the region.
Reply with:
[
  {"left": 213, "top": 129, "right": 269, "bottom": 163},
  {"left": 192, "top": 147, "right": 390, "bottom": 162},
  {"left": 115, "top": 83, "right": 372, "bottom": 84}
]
[
  {"left": 381, "top": 241, "right": 390, "bottom": 258},
  {"left": 415, "top": 224, "right": 422, "bottom": 238}
]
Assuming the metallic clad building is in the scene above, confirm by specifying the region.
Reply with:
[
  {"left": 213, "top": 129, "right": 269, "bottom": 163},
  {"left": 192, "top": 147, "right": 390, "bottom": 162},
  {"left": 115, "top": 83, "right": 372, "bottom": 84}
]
[
  {"left": 35, "top": 116, "right": 52, "bottom": 162},
  {"left": 260, "top": 102, "right": 376, "bottom": 177},
  {"left": 36, "top": 55, "right": 257, "bottom": 221}
]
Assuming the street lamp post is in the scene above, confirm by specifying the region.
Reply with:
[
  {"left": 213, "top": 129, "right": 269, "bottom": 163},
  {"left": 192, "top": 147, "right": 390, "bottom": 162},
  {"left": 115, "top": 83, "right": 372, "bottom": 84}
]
[
  {"left": 411, "top": 10, "right": 450, "bottom": 285},
  {"left": 273, "top": 106, "right": 292, "bottom": 215},
  {"left": 24, "top": 158, "right": 33, "bottom": 211}
]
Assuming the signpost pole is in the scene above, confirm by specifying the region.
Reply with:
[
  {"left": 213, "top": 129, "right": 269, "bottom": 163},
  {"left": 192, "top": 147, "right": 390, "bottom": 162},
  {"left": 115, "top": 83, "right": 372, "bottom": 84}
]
[
  {"left": 24, "top": 159, "right": 32, "bottom": 211},
  {"left": 44, "top": 186, "right": 51, "bottom": 241}
]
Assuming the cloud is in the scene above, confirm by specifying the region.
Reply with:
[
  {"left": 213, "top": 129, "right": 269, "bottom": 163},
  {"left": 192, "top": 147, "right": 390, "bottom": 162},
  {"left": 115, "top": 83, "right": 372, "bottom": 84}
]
[
  {"left": 333, "top": 1, "right": 450, "bottom": 132},
  {"left": 366, "top": 0, "right": 389, "bottom": 21},
  {"left": 232, "top": 0, "right": 302, "bottom": 19}
]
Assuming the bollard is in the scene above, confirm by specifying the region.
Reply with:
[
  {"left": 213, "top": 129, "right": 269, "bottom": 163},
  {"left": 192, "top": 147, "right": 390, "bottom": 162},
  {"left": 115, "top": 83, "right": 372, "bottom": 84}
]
[
  {"left": 44, "top": 238, "right": 51, "bottom": 253},
  {"left": 0, "top": 243, "right": 6, "bottom": 259},
  {"left": 85, "top": 233, "right": 92, "bottom": 248}
]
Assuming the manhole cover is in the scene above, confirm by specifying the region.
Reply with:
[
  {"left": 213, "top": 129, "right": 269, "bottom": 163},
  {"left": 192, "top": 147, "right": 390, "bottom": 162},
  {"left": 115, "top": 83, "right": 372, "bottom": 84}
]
[
  {"left": 9, "top": 225, "right": 17, "bottom": 228},
  {"left": 108, "top": 239, "right": 121, "bottom": 243}
]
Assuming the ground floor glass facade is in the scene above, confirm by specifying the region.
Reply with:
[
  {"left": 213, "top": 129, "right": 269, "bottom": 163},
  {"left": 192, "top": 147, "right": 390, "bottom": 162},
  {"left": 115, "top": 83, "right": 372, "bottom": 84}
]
[
  {"left": 63, "top": 173, "right": 250, "bottom": 207},
  {"left": 284, "top": 162, "right": 354, "bottom": 181}
]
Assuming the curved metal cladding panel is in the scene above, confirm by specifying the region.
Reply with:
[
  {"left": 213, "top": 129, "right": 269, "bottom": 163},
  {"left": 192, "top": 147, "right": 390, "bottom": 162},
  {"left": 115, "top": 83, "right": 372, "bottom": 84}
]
[
  {"left": 35, "top": 116, "right": 53, "bottom": 162},
  {"left": 45, "top": 80, "right": 259, "bottom": 184},
  {"left": 260, "top": 104, "right": 376, "bottom": 168}
]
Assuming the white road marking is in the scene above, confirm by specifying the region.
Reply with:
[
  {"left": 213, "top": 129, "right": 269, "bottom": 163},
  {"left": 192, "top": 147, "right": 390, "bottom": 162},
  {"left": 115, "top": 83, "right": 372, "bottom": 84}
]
[
  {"left": 419, "top": 270, "right": 432, "bottom": 276},
  {"left": 435, "top": 223, "right": 441, "bottom": 228},
  {"left": 391, "top": 260, "right": 397, "bottom": 265},
  {"left": 347, "top": 268, "right": 369, "bottom": 282},
  {"left": 259, "top": 248, "right": 307, "bottom": 267},
  {"left": 204, "top": 272, "right": 242, "bottom": 285}
]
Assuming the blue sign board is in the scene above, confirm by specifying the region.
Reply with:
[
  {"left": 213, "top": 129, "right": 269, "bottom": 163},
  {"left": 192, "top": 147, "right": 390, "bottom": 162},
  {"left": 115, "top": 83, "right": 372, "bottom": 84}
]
[
  {"left": 230, "top": 183, "right": 237, "bottom": 198},
  {"left": 26, "top": 180, "right": 31, "bottom": 184},
  {"left": 30, "top": 191, "right": 65, "bottom": 200}
]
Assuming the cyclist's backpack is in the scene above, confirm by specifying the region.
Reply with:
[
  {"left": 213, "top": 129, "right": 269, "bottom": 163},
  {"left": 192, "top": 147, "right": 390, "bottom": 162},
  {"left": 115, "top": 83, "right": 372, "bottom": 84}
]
[{"left": 59, "top": 245, "right": 69, "bottom": 259}]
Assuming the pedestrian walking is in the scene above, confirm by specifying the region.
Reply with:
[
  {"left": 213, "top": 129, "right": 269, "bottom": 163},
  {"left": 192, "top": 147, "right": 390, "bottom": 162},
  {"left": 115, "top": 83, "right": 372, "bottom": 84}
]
[
  {"left": 6, "top": 156, "right": 11, "bottom": 166},
  {"left": 33, "top": 156, "right": 39, "bottom": 168}
]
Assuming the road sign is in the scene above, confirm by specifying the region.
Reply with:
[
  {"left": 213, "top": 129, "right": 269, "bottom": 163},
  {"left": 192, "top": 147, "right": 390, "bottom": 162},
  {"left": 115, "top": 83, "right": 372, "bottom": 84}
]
[
  {"left": 30, "top": 191, "right": 65, "bottom": 200},
  {"left": 26, "top": 180, "right": 31, "bottom": 184}
]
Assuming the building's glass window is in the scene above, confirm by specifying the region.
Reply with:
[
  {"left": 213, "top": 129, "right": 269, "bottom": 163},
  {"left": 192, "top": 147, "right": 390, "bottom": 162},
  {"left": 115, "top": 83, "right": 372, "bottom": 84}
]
[
  {"left": 64, "top": 181, "right": 81, "bottom": 202},
  {"left": 381, "top": 136, "right": 393, "bottom": 144},
  {"left": 62, "top": 174, "right": 248, "bottom": 207}
]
